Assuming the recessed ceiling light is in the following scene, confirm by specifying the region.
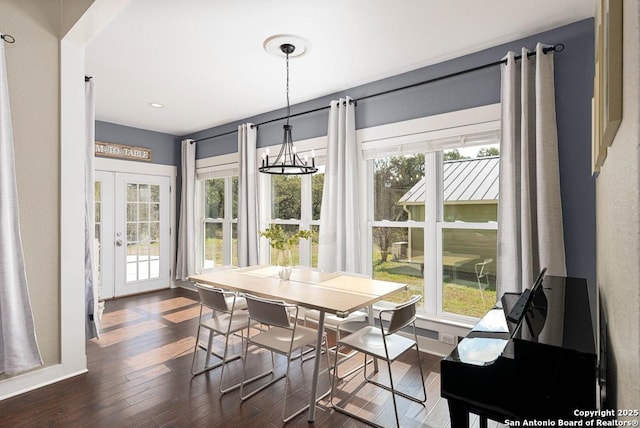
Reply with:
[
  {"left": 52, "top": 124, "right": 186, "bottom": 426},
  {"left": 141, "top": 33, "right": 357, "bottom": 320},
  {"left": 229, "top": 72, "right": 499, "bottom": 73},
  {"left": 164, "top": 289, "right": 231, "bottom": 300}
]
[{"left": 148, "top": 102, "right": 164, "bottom": 108}]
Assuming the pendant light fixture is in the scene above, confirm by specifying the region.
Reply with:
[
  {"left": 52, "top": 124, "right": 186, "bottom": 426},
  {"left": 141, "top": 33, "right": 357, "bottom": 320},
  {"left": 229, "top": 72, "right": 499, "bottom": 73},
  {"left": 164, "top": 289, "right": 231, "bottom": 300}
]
[{"left": 259, "top": 41, "right": 317, "bottom": 175}]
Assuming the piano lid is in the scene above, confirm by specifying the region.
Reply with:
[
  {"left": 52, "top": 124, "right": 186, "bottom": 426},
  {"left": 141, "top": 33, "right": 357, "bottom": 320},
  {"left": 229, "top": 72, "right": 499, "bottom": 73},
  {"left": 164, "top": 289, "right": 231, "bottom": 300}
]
[
  {"left": 451, "top": 337, "right": 509, "bottom": 366},
  {"left": 514, "top": 276, "right": 595, "bottom": 354},
  {"left": 472, "top": 308, "right": 509, "bottom": 334}
]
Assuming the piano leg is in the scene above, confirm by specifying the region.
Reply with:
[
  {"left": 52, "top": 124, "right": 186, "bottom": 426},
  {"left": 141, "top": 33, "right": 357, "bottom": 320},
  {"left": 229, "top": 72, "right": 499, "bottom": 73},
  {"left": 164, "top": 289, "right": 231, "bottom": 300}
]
[
  {"left": 479, "top": 415, "right": 488, "bottom": 428},
  {"left": 447, "top": 400, "right": 470, "bottom": 428}
]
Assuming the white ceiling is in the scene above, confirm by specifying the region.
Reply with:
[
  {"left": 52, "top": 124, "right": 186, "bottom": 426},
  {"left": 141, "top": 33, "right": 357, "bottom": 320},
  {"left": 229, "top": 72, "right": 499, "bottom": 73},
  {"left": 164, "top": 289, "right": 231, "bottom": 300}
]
[{"left": 85, "top": 0, "right": 594, "bottom": 136}]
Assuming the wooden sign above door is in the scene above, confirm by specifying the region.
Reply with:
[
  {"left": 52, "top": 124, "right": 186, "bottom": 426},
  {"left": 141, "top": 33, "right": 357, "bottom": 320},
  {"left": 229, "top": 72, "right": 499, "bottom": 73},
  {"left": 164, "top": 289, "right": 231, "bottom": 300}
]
[{"left": 95, "top": 141, "right": 152, "bottom": 162}]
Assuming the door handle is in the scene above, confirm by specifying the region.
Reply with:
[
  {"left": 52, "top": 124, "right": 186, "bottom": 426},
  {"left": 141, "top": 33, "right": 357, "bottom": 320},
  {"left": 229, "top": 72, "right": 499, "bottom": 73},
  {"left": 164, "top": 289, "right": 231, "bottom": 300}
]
[{"left": 115, "top": 239, "right": 123, "bottom": 247}]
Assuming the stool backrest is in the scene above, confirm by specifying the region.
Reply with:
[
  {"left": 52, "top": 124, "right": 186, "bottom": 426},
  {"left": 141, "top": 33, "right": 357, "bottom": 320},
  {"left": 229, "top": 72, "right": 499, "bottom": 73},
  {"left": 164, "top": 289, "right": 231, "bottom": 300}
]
[
  {"left": 384, "top": 295, "right": 422, "bottom": 335},
  {"left": 245, "top": 294, "right": 293, "bottom": 328},
  {"left": 195, "top": 284, "right": 232, "bottom": 313}
]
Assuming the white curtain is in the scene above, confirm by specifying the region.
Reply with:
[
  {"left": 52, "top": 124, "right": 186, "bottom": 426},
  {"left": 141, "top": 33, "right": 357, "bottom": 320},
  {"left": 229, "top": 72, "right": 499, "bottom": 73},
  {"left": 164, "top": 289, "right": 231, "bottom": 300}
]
[
  {"left": 497, "top": 43, "right": 566, "bottom": 295},
  {"left": 85, "top": 78, "right": 99, "bottom": 340},
  {"left": 318, "top": 97, "right": 362, "bottom": 273},
  {"left": 237, "top": 123, "right": 259, "bottom": 267},
  {"left": 175, "top": 139, "right": 197, "bottom": 280},
  {"left": 0, "top": 36, "right": 43, "bottom": 375}
]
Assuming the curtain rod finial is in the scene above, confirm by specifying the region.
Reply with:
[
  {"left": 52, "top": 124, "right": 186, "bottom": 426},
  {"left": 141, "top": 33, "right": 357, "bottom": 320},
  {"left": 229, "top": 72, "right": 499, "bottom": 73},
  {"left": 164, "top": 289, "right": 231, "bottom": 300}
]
[{"left": 1, "top": 34, "right": 16, "bottom": 44}]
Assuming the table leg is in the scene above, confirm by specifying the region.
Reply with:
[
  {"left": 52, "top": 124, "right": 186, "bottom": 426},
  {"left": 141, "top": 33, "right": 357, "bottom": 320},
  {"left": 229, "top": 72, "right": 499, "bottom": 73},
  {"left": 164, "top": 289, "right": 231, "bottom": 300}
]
[
  {"left": 308, "top": 310, "right": 325, "bottom": 422},
  {"left": 368, "top": 304, "right": 379, "bottom": 372}
]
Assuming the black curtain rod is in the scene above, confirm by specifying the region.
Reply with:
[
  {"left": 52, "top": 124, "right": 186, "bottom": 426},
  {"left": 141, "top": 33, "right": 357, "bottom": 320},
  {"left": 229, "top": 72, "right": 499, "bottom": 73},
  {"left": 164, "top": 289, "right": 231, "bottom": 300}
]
[{"left": 194, "top": 43, "right": 564, "bottom": 144}]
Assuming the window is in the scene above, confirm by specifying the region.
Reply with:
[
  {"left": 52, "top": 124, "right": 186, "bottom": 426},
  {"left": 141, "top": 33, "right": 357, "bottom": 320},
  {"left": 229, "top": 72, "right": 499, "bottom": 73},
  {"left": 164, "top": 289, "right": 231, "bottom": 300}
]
[
  {"left": 440, "top": 147, "right": 498, "bottom": 319},
  {"left": 370, "top": 154, "right": 425, "bottom": 306},
  {"left": 368, "top": 142, "right": 499, "bottom": 322},
  {"left": 200, "top": 175, "right": 237, "bottom": 270},
  {"left": 267, "top": 165, "right": 324, "bottom": 267}
]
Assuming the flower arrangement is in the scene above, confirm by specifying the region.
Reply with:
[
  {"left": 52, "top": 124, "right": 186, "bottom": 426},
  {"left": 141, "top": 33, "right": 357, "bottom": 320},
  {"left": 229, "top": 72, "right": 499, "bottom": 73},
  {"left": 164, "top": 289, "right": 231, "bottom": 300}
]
[{"left": 259, "top": 224, "right": 314, "bottom": 250}]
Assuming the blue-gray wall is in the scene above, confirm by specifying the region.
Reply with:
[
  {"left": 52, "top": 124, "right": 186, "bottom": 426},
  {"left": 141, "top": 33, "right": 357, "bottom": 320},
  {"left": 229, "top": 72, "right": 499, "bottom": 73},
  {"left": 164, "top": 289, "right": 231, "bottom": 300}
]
[
  {"left": 185, "top": 19, "right": 596, "bottom": 315},
  {"left": 95, "top": 120, "right": 181, "bottom": 166}
]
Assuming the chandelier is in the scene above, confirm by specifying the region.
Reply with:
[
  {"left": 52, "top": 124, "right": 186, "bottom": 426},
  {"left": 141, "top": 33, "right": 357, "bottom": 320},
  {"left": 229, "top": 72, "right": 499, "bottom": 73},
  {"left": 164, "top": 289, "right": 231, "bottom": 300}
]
[{"left": 259, "top": 43, "right": 317, "bottom": 175}]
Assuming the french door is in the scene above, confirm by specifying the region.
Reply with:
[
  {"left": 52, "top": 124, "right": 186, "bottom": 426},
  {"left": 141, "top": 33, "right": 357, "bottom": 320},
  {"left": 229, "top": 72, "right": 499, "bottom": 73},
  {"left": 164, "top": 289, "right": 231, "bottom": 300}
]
[{"left": 95, "top": 171, "right": 171, "bottom": 297}]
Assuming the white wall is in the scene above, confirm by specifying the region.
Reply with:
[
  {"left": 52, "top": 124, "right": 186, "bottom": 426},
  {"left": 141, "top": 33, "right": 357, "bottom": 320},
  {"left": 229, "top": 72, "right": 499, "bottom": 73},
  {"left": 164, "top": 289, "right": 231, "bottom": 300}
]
[
  {"left": 0, "top": 0, "right": 62, "bottom": 372},
  {"left": 596, "top": 0, "right": 640, "bottom": 409}
]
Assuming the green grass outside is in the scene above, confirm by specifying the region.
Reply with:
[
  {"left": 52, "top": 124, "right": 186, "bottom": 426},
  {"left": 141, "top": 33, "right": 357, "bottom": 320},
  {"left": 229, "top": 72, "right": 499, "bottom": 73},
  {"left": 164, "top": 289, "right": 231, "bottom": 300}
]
[{"left": 372, "top": 260, "right": 496, "bottom": 318}]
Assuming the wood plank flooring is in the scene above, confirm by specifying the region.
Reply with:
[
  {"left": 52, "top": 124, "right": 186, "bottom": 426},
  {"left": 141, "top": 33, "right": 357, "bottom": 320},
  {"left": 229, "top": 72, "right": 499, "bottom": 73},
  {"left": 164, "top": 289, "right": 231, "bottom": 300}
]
[{"left": 0, "top": 287, "right": 500, "bottom": 427}]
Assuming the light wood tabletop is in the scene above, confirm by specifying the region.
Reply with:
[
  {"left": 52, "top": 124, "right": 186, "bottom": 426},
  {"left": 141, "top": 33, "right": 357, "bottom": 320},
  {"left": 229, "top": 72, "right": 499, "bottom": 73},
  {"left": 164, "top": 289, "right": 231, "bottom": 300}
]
[{"left": 188, "top": 265, "right": 407, "bottom": 318}]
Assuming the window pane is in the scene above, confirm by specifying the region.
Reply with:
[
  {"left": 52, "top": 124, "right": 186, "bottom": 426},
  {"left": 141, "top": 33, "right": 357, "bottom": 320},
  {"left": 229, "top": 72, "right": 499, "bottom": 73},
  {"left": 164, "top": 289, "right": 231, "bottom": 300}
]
[
  {"left": 312, "top": 170, "right": 324, "bottom": 221},
  {"left": 139, "top": 184, "right": 150, "bottom": 202},
  {"left": 232, "top": 222, "right": 238, "bottom": 267},
  {"left": 372, "top": 226, "right": 424, "bottom": 307},
  {"left": 375, "top": 154, "right": 425, "bottom": 221},
  {"left": 204, "top": 223, "right": 223, "bottom": 269},
  {"left": 272, "top": 175, "right": 301, "bottom": 220},
  {"left": 139, "top": 202, "right": 149, "bottom": 221},
  {"left": 442, "top": 228, "right": 497, "bottom": 317},
  {"left": 443, "top": 144, "right": 499, "bottom": 222},
  {"left": 127, "top": 183, "right": 137, "bottom": 201},
  {"left": 232, "top": 176, "right": 238, "bottom": 219},
  {"left": 205, "top": 178, "right": 225, "bottom": 219},
  {"left": 311, "top": 225, "right": 319, "bottom": 268}
]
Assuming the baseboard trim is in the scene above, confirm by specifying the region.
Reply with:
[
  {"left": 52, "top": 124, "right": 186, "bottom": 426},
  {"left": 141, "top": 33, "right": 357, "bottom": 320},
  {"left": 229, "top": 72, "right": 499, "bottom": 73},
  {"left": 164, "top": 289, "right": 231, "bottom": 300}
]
[{"left": 0, "top": 364, "right": 87, "bottom": 401}]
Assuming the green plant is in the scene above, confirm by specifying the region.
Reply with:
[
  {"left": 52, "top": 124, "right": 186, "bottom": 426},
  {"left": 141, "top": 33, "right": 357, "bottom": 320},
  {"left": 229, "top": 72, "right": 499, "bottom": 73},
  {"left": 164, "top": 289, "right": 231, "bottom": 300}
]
[{"left": 260, "top": 224, "right": 314, "bottom": 250}]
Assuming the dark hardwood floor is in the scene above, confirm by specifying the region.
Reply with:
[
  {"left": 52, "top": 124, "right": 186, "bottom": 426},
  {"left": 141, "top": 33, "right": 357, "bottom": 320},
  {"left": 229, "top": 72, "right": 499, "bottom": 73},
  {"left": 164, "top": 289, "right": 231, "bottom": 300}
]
[{"left": 0, "top": 287, "right": 484, "bottom": 427}]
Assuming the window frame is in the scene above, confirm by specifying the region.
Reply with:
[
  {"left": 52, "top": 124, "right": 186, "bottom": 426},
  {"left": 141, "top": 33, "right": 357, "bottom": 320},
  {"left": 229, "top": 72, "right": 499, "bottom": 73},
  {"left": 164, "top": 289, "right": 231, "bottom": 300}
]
[
  {"left": 195, "top": 152, "right": 239, "bottom": 272},
  {"left": 362, "top": 104, "right": 501, "bottom": 324}
]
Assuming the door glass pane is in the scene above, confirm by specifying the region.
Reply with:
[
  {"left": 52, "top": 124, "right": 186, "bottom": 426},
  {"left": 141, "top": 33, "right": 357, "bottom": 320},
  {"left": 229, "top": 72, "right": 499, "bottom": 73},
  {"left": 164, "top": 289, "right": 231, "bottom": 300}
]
[
  {"left": 442, "top": 228, "right": 497, "bottom": 317},
  {"left": 372, "top": 226, "right": 424, "bottom": 307},
  {"left": 139, "top": 203, "right": 149, "bottom": 221},
  {"left": 150, "top": 241, "right": 160, "bottom": 279},
  {"left": 272, "top": 175, "right": 301, "bottom": 220},
  {"left": 375, "top": 154, "right": 425, "bottom": 221},
  {"left": 150, "top": 203, "right": 160, "bottom": 221},
  {"left": 127, "top": 183, "right": 137, "bottom": 201},
  {"left": 150, "top": 184, "right": 160, "bottom": 202},
  {"left": 126, "top": 182, "right": 162, "bottom": 283},
  {"left": 149, "top": 222, "right": 159, "bottom": 241},
  {"left": 139, "top": 184, "right": 150, "bottom": 202},
  {"left": 126, "top": 242, "right": 138, "bottom": 282},
  {"left": 127, "top": 203, "right": 137, "bottom": 221},
  {"left": 126, "top": 223, "right": 137, "bottom": 241}
]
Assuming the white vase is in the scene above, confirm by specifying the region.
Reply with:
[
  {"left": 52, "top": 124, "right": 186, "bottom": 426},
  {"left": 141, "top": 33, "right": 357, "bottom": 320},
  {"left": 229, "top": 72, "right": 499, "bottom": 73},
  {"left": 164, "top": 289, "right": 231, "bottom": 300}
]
[{"left": 277, "top": 249, "right": 293, "bottom": 280}]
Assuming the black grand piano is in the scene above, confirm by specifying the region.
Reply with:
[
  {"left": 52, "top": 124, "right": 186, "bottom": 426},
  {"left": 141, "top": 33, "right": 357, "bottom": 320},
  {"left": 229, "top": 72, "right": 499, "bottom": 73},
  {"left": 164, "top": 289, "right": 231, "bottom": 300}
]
[{"left": 441, "top": 269, "right": 597, "bottom": 427}]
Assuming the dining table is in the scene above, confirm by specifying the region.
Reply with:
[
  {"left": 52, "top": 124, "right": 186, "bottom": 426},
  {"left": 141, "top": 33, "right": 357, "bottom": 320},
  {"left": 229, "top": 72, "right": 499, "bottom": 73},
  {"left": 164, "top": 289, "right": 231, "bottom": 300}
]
[{"left": 188, "top": 265, "right": 408, "bottom": 422}]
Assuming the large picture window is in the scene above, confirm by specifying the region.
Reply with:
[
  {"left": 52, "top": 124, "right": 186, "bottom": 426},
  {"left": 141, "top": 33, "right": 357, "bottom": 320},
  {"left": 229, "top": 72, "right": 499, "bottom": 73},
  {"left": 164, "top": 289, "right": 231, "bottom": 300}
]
[{"left": 368, "top": 143, "right": 499, "bottom": 322}]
